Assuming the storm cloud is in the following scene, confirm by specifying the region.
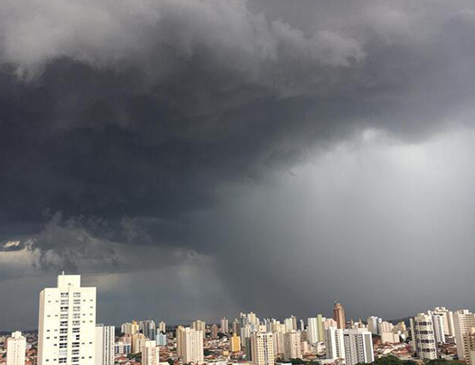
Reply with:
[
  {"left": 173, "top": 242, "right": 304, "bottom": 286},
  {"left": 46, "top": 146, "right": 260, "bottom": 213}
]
[{"left": 1, "top": 0, "right": 475, "bottom": 329}]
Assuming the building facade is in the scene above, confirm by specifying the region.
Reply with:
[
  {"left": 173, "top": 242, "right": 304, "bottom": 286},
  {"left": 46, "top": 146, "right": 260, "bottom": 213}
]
[
  {"left": 6, "top": 331, "right": 26, "bottom": 365},
  {"left": 38, "top": 274, "right": 96, "bottom": 365},
  {"left": 177, "top": 327, "right": 204, "bottom": 364},
  {"left": 343, "top": 329, "right": 374, "bottom": 365},
  {"left": 410, "top": 313, "right": 437, "bottom": 360},
  {"left": 95, "top": 325, "right": 114, "bottom": 365},
  {"left": 251, "top": 332, "right": 274, "bottom": 365}
]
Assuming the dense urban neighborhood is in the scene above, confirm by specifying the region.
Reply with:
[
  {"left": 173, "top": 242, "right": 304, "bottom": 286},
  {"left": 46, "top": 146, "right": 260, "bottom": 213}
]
[{"left": 0, "top": 275, "right": 473, "bottom": 365}]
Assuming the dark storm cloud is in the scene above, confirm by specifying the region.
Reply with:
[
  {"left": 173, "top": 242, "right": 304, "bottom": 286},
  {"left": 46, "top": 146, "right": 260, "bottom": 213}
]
[{"left": 1, "top": 0, "right": 475, "bottom": 327}]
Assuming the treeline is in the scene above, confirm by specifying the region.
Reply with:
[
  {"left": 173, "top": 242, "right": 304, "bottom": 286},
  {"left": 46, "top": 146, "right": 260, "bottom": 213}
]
[{"left": 356, "top": 355, "right": 465, "bottom": 365}]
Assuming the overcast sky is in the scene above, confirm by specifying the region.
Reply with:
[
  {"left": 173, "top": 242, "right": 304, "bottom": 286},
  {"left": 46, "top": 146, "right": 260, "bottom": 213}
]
[{"left": 1, "top": 0, "right": 475, "bottom": 330}]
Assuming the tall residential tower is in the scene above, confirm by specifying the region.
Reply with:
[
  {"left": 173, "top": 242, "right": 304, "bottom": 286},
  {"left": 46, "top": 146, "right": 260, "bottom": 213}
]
[{"left": 38, "top": 274, "right": 96, "bottom": 365}]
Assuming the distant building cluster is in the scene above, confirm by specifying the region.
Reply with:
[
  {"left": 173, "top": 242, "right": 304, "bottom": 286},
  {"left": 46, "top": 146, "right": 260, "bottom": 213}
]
[{"left": 0, "top": 275, "right": 473, "bottom": 365}]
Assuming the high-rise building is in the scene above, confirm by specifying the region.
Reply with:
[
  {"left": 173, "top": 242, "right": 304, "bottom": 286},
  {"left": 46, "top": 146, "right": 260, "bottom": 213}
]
[
  {"left": 273, "top": 331, "right": 284, "bottom": 356},
  {"left": 284, "top": 318, "right": 294, "bottom": 333},
  {"left": 307, "top": 318, "right": 319, "bottom": 344},
  {"left": 95, "top": 325, "right": 115, "bottom": 365},
  {"left": 121, "top": 322, "right": 139, "bottom": 336},
  {"left": 114, "top": 342, "right": 131, "bottom": 355},
  {"left": 283, "top": 331, "right": 301, "bottom": 361},
  {"left": 379, "top": 322, "right": 399, "bottom": 344},
  {"left": 410, "top": 313, "right": 437, "bottom": 360},
  {"left": 211, "top": 325, "right": 218, "bottom": 339},
  {"left": 6, "top": 331, "right": 26, "bottom": 365},
  {"left": 131, "top": 333, "right": 146, "bottom": 353},
  {"left": 343, "top": 329, "right": 374, "bottom": 365},
  {"left": 291, "top": 316, "right": 298, "bottom": 331},
  {"left": 192, "top": 320, "right": 206, "bottom": 339},
  {"left": 431, "top": 314, "right": 446, "bottom": 344},
  {"left": 333, "top": 303, "right": 346, "bottom": 330},
  {"left": 433, "top": 307, "right": 455, "bottom": 337},
  {"left": 220, "top": 318, "right": 229, "bottom": 334},
  {"left": 155, "top": 332, "right": 167, "bottom": 346},
  {"left": 465, "top": 328, "right": 475, "bottom": 365},
  {"left": 251, "top": 332, "right": 274, "bottom": 365},
  {"left": 232, "top": 319, "right": 241, "bottom": 335},
  {"left": 323, "top": 318, "right": 338, "bottom": 330},
  {"left": 379, "top": 321, "right": 393, "bottom": 334},
  {"left": 177, "top": 327, "right": 204, "bottom": 364},
  {"left": 454, "top": 310, "right": 475, "bottom": 360},
  {"left": 142, "top": 340, "right": 159, "bottom": 365},
  {"left": 367, "top": 317, "right": 381, "bottom": 335},
  {"left": 158, "top": 322, "right": 166, "bottom": 333},
  {"left": 325, "top": 327, "right": 345, "bottom": 361},
  {"left": 142, "top": 340, "right": 160, "bottom": 365},
  {"left": 316, "top": 315, "right": 324, "bottom": 342},
  {"left": 140, "top": 320, "right": 156, "bottom": 341},
  {"left": 38, "top": 274, "right": 96, "bottom": 365},
  {"left": 231, "top": 333, "right": 241, "bottom": 352}
]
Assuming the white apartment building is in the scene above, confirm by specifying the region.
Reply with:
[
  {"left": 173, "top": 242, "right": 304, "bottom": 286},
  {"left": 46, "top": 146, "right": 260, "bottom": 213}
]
[
  {"left": 177, "top": 327, "right": 204, "bottom": 364},
  {"left": 283, "top": 331, "right": 301, "bottom": 361},
  {"left": 284, "top": 319, "right": 294, "bottom": 334},
  {"left": 251, "top": 332, "right": 274, "bottom": 365},
  {"left": 307, "top": 318, "right": 319, "bottom": 344},
  {"left": 95, "top": 325, "right": 114, "bottom": 365},
  {"left": 454, "top": 310, "right": 475, "bottom": 360},
  {"left": 38, "top": 274, "right": 96, "bottom": 365},
  {"left": 343, "top": 329, "right": 374, "bottom": 365},
  {"left": 6, "top": 331, "right": 26, "bottom": 365},
  {"left": 325, "top": 327, "right": 345, "bottom": 361},
  {"left": 410, "top": 313, "right": 437, "bottom": 360},
  {"left": 433, "top": 307, "right": 455, "bottom": 337},
  {"left": 431, "top": 314, "right": 446, "bottom": 344},
  {"left": 142, "top": 340, "right": 160, "bottom": 365}
]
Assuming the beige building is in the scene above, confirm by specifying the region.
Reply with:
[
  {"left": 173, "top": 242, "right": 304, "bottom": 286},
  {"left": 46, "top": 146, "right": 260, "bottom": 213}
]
[
  {"left": 121, "top": 321, "right": 139, "bottom": 336},
  {"left": 131, "top": 333, "right": 146, "bottom": 353},
  {"left": 251, "top": 332, "right": 274, "bottom": 365},
  {"left": 177, "top": 327, "right": 204, "bottom": 364},
  {"left": 142, "top": 340, "right": 160, "bottom": 365},
  {"left": 192, "top": 320, "right": 206, "bottom": 339},
  {"left": 211, "top": 325, "right": 218, "bottom": 339},
  {"left": 231, "top": 333, "right": 241, "bottom": 352},
  {"left": 220, "top": 318, "right": 229, "bottom": 334},
  {"left": 466, "top": 328, "right": 475, "bottom": 365},
  {"left": 6, "top": 331, "right": 26, "bottom": 365},
  {"left": 454, "top": 310, "right": 475, "bottom": 360},
  {"left": 283, "top": 331, "right": 301, "bottom": 361}
]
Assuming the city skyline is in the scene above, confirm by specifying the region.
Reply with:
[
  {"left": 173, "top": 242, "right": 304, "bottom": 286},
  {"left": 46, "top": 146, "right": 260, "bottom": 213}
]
[
  {"left": 2, "top": 0, "right": 475, "bottom": 332},
  {"left": 4, "top": 274, "right": 475, "bottom": 365},
  {"left": 0, "top": 272, "right": 472, "bottom": 332}
]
